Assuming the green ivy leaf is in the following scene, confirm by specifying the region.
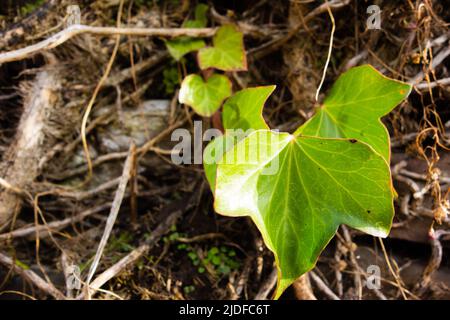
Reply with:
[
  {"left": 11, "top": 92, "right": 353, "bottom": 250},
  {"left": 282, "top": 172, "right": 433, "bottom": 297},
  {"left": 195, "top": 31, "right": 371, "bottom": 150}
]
[
  {"left": 207, "top": 65, "right": 411, "bottom": 299},
  {"left": 198, "top": 25, "right": 247, "bottom": 71},
  {"left": 179, "top": 74, "right": 232, "bottom": 117},
  {"left": 222, "top": 86, "right": 274, "bottom": 131},
  {"left": 296, "top": 65, "right": 411, "bottom": 161},
  {"left": 203, "top": 86, "right": 274, "bottom": 189},
  {"left": 166, "top": 38, "right": 206, "bottom": 61},
  {"left": 165, "top": 4, "right": 208, "bottom": 61},
  {"left": 214, "top": 130, "right": 395, "bottom": 298},
  {"left": 204, "top": 135, "right": 234, "bottom": 189},
  {"left": 184, "top": 4, "right": 208, "bottom": 28}
]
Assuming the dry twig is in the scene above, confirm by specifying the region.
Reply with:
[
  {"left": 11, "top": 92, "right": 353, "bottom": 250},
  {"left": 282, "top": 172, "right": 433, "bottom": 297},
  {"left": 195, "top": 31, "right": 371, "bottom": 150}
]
[
  {"left": 84, "top": 143, "right": 135, "bottom": 295},
  {"left": 254, "top": 267, "right": 278, "bottom": 300},
  {"left": 0, "top": 251, "right": 65, "bottom": 300},
  {"left": 0, "top": 25, "right": 216, "bottom": 64},
  {"left": 0, "top": 203, "right": 110, "bottom": 241}
]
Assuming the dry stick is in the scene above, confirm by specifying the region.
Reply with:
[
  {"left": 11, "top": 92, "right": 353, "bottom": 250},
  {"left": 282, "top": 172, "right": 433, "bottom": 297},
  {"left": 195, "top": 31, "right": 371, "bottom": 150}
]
[
  {"left": 254, "top": 267, "right": 278, "bottom": 300},
  {"left": 34, "top": 177, "right": 172, "bottom": 207},
  {"left": 104, "top": 52, "right": 168, "bottom": 87},
  {"left": 0, "top": 25, "right": 216, "bottom": 64},
  {"left": 87, "top": 245, "right": 148, "bottom": 298},
  {"left": 58, "top": 178, "right": 121, "bottom": 200},
  {"left": 400, "top": 168, "right": 450, "bottom": 184},
  {"left": 176, "top": 233, "right": 224, "bottom": 243},
  {"left": 0, "top": 203, "right": 111, "bottom": 241},
  {"left": 415, "top": 77, "right": 450, "bottom": 90},
  {"left": 309, "top": 271, "right": 340, "bottom": 300},
  {"left": 0, "top": 251, "right": 65, "bottom": 300},
  {"left": 52, "top": 151, "right": 129, "bottom": 180},
  {"left": 84, "top": 144, "right": 135, "bottom": 296},
  {"left": 234, "top": 258, "right": 251, "bottom": 299},
  {"left": 82, "top": 196, "right": 194, "bottom": 299}
]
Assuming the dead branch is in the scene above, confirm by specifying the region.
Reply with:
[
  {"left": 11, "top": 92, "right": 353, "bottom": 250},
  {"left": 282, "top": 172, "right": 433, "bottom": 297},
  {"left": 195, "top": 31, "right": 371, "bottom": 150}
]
[
  {"left": 415, "top": 77, "right": 450, "bottom": 90},
  {"left": 254, "top": 267, "right": 278, "bottom": 300},
  {"left": 85, "top": 144, "right": 135, "bottom": 292},
  {"left": 310, "top": 271, "right": 340, "bottom": 300},
  {"left": 0, "top": 24, "right": 216, "bottom": 64},
  {"left": 0, "top": 251, "right": 66, "bottom": 300},
  {"left": 0, "top": 203, "right": 110, "bottom": 241}
]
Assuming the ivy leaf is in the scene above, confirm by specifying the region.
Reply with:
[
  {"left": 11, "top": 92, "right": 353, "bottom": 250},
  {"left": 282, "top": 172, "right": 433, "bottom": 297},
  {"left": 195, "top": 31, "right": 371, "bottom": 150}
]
[
  {"left": 165, "top": 4, "right": 208, "bottom": 61},
  {"left": 198, "top": 25, "right": 247, "bottom": 71},
  {"left": 296, "top": 65, "right": 411, "bottom": 161},
  {"left": 203, "top": 86, "right": 274, "bottom": 188},
  {"left": 179, "top": 74, "right": 231, "bottom": 117},
  {"left": 222, "top": 86, "right": 274, "bottom": 131},
  {"left": 204, "top": 135, "right": 235, "bottom": 189},
  {"left": 166, "top": 38, "right": 206, "bottom": 61},
  {"left": 209, "top": 65, "right": 410, "bottom": 298},
  {"left": 183, "top": 3, "right": 208, "bottom": 28},
  {"left": 214, "top": 130, "right": 395, "bottom": 298}
]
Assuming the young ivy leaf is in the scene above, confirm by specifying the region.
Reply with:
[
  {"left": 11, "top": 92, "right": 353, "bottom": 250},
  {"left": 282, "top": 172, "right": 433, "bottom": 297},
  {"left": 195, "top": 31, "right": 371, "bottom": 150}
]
[
  {"left": 179, "top": 74, "right": 232, "bottom": 117},
  {"left": 165, "top": 4, "right": 208, "bottom": 61},
  {"left": 214, "top": 131, "right": 395, "bottom": 299},
  {"left": 166, "top": 38, "right": 206, "bottom": 61},
  {"left": 296, "top": 65, "right": 411, "bottom": 161},
  {"left": 198, "top": 25, "right": 247, "bottom": 71},
  {"left": 203, "top": 86, "right": 274, "bottom": 188},
  {"left": 184, "top": 3, "right": 208, "bottom": 28}
]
